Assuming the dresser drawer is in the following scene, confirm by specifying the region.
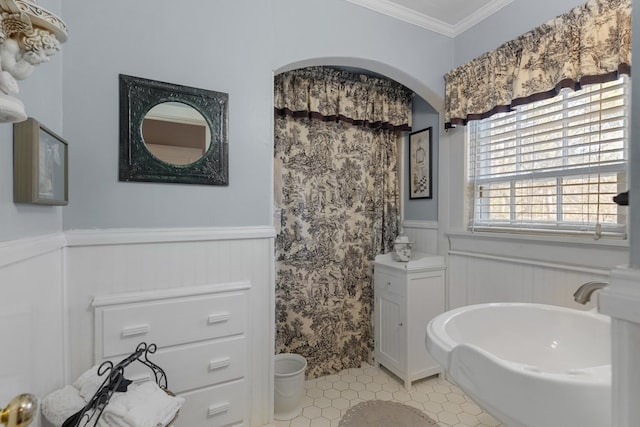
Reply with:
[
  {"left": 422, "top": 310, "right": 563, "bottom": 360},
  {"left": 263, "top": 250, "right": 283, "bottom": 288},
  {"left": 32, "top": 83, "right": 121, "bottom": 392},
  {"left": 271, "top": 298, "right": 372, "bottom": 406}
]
[
  {"left": 174, "top": 379, "right": 248, "bottom": 427},
  {"left": 109, "top": 336, "right": 247, "bottom": 394},
  {"left": 374, "top": 270, "right": 406, "bottom": 297},
  {"left": 98, "top": 292, "right": 248, "bottom": 357}
]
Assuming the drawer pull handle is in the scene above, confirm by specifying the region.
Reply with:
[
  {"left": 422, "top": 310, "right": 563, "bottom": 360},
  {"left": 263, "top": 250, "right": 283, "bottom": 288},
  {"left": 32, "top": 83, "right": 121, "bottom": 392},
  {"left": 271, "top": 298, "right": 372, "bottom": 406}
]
[
  {"left": 386, "top": 282, "right": 391, "bottom": 287},
  {"left": 209, "top": 357, "right": 231, "bottom": 371},
  {"left": 208, "top": 402, "right": 231, "bottom": 417},
  {"left": 207, "top": 313, "right": 231, "bottom": 325},
  {"left": 121, "top": 324, "right": 150, "bottom": 337}
]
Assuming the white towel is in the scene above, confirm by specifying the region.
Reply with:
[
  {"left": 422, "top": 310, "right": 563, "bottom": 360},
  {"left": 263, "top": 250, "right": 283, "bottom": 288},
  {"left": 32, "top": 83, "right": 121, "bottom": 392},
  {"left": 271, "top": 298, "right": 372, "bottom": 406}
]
[
  {"left": 100, "top": 382, "right": 184, "bottom": 427},
  {"left": 73, "top": 364, "right": 108, "bottom": 402},
  {"left": 41, "top": 385, "right": 87, "bottom": 427}
]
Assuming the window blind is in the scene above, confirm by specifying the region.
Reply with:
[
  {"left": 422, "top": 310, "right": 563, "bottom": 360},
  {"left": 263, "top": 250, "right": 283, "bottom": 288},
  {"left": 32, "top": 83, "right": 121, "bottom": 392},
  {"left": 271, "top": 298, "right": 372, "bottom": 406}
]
[{"left": 467, "top": 77, "right": 628, "bottom": 238}]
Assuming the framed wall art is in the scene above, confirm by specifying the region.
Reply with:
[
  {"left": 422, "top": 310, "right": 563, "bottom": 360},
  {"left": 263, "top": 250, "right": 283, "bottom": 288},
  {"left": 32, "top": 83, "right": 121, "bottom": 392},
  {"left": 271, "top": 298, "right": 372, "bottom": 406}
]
[
  {"left": 409, "top": 127, "right": 432, "bottom": 199},
  {"left": 119, "top": 74, "right": 229, "bottom": 185},
  {"left": 13, "top": 117, "right": 69, "bottom": 205}
]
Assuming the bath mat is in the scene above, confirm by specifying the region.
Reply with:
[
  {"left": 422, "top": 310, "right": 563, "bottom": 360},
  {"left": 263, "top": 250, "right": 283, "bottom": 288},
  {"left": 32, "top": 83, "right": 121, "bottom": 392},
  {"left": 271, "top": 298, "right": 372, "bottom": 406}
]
[{"left": 338, "top": 400, "right": 438, "bottom": 427}]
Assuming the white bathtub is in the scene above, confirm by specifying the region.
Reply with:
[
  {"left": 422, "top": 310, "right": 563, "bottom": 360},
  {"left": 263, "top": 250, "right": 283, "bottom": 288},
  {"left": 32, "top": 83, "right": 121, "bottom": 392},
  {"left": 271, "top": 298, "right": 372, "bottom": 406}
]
[{"left": 426, "top": 303, "right": 611, "bottom": 427}]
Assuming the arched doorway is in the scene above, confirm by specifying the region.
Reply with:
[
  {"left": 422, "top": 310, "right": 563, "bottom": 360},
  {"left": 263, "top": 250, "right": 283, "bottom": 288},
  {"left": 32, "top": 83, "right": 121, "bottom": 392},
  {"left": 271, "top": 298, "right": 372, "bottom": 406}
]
[{"left": 273, "top": 63, "right": 439, "bottom": 377}]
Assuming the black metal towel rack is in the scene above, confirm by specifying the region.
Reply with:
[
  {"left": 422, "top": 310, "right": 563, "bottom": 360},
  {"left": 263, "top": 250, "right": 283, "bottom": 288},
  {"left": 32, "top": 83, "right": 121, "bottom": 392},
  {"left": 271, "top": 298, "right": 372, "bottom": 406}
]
[{"left": 62, "top": 342, "right": 168, "bottom": 427}]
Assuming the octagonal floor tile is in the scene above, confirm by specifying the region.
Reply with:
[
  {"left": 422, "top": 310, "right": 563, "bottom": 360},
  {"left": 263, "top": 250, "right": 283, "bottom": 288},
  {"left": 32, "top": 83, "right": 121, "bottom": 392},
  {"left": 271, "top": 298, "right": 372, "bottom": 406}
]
[{"left": 267, "top": 362, "right": 502, "bottom": 427}]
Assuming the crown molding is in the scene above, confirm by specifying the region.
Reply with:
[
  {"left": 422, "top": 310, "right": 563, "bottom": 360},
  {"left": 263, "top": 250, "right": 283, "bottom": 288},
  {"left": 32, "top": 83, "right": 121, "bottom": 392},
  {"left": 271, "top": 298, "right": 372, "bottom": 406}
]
[
  {"left": 345, "top": 0, "right": 456, "bottom": 37},
  {"left": 455, "top": 0, "right": 513, "bottom": 35},
  {"left": 344, "top": 0, "right": 513, "bottom": 38}
]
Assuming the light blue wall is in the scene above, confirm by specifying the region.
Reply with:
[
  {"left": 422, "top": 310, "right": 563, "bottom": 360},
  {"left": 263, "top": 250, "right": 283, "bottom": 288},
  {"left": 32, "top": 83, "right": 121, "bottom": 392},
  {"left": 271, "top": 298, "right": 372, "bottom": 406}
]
[
  {"left": 271, "top": 0, "right": 452, "bottom": 109},
  {"left": 0, "top": 0, "right": 63, "bottom": 242},
  {"left": 57, "top": 0, "right": 453, "bottom": 231},
  {"left": 3, "top": 0, "right": 633, "bottom": 248},
  {"left": 60, "top": 0, "right": 275, "bottom": 229},
  {"left": 404, "top": 96, "right": 438, "bottom": 221}
]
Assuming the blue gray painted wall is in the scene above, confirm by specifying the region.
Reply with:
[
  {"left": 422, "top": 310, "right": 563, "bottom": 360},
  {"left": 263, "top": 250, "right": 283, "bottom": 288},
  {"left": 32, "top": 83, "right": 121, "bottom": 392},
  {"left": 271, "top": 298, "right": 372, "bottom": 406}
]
[
  {"left": 1, "top": 0, "right": 634, "bottom": 257},
  {"left": 0, "top": 0, "right": 63, "bottom": 242},
  {"left": 57, "top": 0, "right": 452, "bottom": 231}
]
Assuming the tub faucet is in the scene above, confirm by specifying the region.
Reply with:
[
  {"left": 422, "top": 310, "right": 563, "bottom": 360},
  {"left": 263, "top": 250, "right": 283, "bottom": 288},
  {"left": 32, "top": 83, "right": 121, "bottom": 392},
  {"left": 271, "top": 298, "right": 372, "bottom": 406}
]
[{"left": 573, "top": 281, "right": 608, "bottom": 304}]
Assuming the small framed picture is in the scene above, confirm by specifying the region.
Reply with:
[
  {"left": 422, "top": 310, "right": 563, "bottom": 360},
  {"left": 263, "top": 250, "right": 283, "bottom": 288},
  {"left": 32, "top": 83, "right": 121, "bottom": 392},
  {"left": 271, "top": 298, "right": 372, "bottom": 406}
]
[
  {"left": 14, "top": 117, "right": 68, "bottom": 205},
  {"left": 409, "top": 127, "right": 432, "bottom": 199}
]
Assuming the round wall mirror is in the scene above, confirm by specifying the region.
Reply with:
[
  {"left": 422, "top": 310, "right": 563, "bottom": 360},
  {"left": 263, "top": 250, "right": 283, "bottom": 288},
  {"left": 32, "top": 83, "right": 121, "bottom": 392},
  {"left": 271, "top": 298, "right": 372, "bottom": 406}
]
[{"left": 141, "top": 102, "right": 211, "bottom": 166}]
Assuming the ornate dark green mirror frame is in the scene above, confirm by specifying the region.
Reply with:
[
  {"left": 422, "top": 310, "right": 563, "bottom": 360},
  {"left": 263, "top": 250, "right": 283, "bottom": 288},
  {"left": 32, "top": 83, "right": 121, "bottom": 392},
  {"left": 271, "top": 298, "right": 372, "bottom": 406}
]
[{"left": 119, "top": 74, "right": 229, "bottom": 185}]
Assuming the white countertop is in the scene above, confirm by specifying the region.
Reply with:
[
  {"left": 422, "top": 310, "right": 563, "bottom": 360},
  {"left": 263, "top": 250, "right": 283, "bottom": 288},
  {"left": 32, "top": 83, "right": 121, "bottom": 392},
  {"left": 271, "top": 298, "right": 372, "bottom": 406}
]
[{"left": 374, "top": 251, "right": 445, "bottom": 272}]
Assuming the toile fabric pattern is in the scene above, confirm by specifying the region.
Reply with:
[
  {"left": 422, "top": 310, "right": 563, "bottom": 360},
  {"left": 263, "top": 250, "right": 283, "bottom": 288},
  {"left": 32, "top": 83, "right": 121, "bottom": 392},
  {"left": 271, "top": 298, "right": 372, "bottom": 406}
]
[
  {"left": 275, "top": 67, "right": 412, "bottom": 131},
  {"left": 274, "top": 67, "right": 411, "bottom": 378},
  {"left": 444, "top": 0, "right": 631, "bottom": 128}
]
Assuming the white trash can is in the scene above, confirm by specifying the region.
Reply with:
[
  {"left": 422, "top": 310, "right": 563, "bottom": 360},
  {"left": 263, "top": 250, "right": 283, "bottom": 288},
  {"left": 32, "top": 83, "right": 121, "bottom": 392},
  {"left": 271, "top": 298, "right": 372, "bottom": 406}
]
[{"left": 274, "top": 353, "right": 307, "bottom": 420}]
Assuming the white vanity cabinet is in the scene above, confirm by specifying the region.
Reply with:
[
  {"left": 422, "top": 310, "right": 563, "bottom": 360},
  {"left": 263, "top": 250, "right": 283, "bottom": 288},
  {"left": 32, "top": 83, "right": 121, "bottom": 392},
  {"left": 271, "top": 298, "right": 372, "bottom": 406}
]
[
  {"left": 93, "top": 282, "right": 251, "bottom": 427},
  {"left": 373, "top": 252, "right": 445, "bottom": 390}
]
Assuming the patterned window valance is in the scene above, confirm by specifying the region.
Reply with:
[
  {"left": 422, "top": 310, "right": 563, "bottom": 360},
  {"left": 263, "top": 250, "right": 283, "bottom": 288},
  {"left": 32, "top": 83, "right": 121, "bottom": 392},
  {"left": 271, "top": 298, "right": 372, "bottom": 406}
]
[
  {"left": 444, "top": 0, "right": 631, "bottom": 129},
  {"left": 274, "top": 67, "right": 412, "bottom": 131}
]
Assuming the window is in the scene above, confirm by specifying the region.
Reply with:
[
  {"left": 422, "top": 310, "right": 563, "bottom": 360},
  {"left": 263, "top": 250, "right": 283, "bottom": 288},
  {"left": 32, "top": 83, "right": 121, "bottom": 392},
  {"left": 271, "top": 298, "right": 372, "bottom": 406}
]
[{"left": 467, "top": 77, "right": 628, "bottom": 238}]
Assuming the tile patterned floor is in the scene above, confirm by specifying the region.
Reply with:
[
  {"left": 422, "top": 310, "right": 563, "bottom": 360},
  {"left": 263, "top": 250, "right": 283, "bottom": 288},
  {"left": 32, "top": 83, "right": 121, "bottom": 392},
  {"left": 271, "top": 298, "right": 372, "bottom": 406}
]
[{"left": 270, "top": 362, "right": 503, "bottom": 427}]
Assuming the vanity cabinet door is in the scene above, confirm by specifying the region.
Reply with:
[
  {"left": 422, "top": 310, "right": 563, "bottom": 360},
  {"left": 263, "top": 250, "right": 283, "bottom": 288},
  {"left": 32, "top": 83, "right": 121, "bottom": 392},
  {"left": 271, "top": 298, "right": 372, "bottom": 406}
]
[{"left": 375, "top": 289, "right": 406, "bottom": 373}]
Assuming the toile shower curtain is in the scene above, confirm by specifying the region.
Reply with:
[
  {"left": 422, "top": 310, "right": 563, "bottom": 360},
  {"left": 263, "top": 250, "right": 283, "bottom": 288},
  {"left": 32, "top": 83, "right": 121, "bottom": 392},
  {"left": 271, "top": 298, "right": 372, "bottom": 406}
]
[{"left": 274, "top": 67, "right": 412, "bottom": 378}]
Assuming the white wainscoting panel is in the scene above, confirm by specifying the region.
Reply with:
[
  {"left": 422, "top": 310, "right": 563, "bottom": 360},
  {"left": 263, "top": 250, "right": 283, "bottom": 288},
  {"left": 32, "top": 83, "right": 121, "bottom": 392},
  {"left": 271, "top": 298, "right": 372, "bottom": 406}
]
[
  {"left": 65, "top": 226, "right": 275, "bottom": 426},
  {"left": 402, "top": 220, "right": 439, "bottom": 254},
  {"left": 447, "top": 232, "right": 628, "bottom": 311},
  {"left": 0, "top": 233, "right": 65, "bottom": 427},
  {"left": 600, "top": 267, "right": 640, "bottom": 427}
]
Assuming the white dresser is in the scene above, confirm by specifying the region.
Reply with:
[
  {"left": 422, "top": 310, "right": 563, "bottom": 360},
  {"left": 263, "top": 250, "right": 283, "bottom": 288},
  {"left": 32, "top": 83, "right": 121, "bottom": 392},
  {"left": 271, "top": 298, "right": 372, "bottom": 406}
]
[
  {"left": 373, "top": 252, "right": 445, "bottom": 390},
  {"left": 92, "top": 282, "right": 251, "bottom": 427}
]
